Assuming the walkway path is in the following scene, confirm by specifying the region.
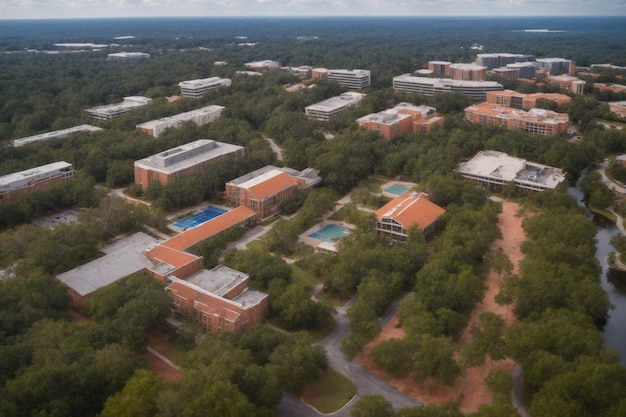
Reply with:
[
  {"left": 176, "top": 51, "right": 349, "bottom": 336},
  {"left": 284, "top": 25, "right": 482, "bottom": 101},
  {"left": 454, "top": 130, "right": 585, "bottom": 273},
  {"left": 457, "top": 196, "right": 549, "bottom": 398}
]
[{"left": 265, "top": 137, "right": 284, "bottom": 161}]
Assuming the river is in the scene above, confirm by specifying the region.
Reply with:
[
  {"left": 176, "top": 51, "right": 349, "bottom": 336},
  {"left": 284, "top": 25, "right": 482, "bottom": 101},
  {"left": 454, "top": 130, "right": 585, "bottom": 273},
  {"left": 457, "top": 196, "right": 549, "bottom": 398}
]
[{"left": 568, "top": 185, "right": 626, "bottom": 366}]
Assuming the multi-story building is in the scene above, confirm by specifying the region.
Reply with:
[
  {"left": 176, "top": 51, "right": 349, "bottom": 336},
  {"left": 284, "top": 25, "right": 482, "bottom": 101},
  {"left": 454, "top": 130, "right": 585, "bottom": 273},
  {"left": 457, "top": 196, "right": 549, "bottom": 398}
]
[
  {"left": 594, "top": 83, "right": 626, "bottom": 94},
  {"left": 535, "top": 58, "right": 573, "bottom": 74},
  {"left": 305, "top": 92, "right": 366, "bottom": 121},
  {"left": 225, "top": 165, "right": 321, "bottom": 220},
  {"left": 12, "top": 125, "right": 102, "bottom": 147},
  {"left": 244, "top": 60, "right": 281, "bottom": 70},
  {"left": 86, "top": 96, "right": 152, "bottom": 121},
  {"left": 167, "top": 265, "right": 268, "bottom": 333},
  {"left": 136, "top": 105, "right": 225, "bottom": 137},
  {"left": 134, "top": 139, "right": 244, "bottom": 190},
  {"left": 507, "top": 62, "right": 537, "bottom": 80},
  {"left": 449, "top": 63, "right": 487, "bottom": 81},
  {"left": 107, "top": 52, "right": 150, "bottom": 61},
  {"left": 312, "top": 68, "right": 371, "bottom": 89},
  {"left": 427, "top": 61, "right": 451, "bottom": 76},
  {"left": 464, "top": 103, "right": 569, "bottom": 135},
  {"left": 477, "top": 53, "right": 535, "bottom": 70},
  {"left": 609, "top": 101, "right": 626, "bottom": 118},
  {"left": 392, "top": 74, "right": 503, "bottom": 100},
  {"left": 375, "top": 192, "right": 445, "bottom": 240},
  {"left": 356, "top": 102, "right": 444, "bottom": 140},
  {"left": 178, "top": 77, "right": 232, "bottom": 98},
  {"left": 457, "top": 150, "right": 566, "bottom": 191},
  {"left": 547, "top": 75, "right": 586, "bottom": 94},
  {"left": 486, "top": 90, "right": 571, "bottom": 110},
  {"left": 492, "top": 67, "right": 520, "bottom": 80},
  {"left": 0, "top": 161, "right": 74, "bottom": 203}
]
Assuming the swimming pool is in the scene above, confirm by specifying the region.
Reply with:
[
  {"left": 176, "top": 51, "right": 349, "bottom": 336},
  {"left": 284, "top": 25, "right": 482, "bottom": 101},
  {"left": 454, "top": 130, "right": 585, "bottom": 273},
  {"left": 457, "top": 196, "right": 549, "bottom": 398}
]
[
  {"left": 308, "top": 224, "right": 349, "bottom": 242},
  {"left": 384, "top": 184, "right": 410, "bottom": 196},
  {"left": 173, "top": 206, "right": 228, "bottom": 229}
]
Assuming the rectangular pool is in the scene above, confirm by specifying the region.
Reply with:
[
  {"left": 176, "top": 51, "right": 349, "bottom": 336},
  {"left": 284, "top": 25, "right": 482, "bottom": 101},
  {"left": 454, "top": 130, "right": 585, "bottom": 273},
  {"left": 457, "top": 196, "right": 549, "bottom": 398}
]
[
  {"left": 308, "top": 224, "right": 349, "bottom": 242},
  {"left": 384, "top": 184, "right": 410, "bottom": 196},
  {"left": 173, "top": 206, "right": 228, "bottom": 229}
]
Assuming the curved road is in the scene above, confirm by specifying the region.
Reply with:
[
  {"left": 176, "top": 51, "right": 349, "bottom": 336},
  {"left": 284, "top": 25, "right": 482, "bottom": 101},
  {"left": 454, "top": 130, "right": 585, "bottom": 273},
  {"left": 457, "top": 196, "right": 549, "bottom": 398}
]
[{"left": 278, "top": 302, "right": 422, "bottom": 417}]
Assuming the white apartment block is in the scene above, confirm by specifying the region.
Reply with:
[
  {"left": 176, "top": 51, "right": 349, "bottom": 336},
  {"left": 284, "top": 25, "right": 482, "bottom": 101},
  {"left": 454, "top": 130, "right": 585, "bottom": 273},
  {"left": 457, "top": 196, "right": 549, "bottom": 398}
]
[
  {"left": 136, "top": 105, "right": 225, "bottom": 137},
  {"left": 305, "top": 92, "right": 366, "bottom": 121},
  {"left": 86, "top": 96, "right": 152, "bottom": 121},
  {"left": 392, "top": 74, "right": 503, "bottom": 100},
  {"left": 0, "top": 161, "right": 74, "bottom": 202},
  {"left": 313, "top": 68, "right": 371, "bottom": 89},
  {"left": 244, "top": 60, "right": 281, "bottom": 70},
  {"left": 107, "top": 52, "right": 150, "bottom": 61},
  {"left": 178, "top": 77, "right": 232, "bottom": 99},
  {"left": 12, "top": 125, "right": 102, "bottom": 147}
]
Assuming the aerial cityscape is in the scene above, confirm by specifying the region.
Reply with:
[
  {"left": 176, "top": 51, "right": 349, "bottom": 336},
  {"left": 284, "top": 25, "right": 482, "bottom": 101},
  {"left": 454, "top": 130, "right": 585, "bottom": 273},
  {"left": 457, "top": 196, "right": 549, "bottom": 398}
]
[{"left": 0, "top": 11, "right": 626, "bottom": 417}]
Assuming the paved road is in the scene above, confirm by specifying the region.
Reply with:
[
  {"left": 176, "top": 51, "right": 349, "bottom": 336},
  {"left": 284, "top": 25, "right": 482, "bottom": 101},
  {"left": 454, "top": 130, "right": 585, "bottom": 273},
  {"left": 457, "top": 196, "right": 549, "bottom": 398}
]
[{"left": 278, "top": 300, "right": 421, "bottom": 417}]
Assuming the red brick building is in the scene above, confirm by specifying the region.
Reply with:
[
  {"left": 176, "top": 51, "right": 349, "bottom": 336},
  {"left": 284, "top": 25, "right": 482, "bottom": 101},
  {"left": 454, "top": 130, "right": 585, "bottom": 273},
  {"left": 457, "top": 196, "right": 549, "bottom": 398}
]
[
  {"left": 356, "top": 102, "right": 444, "bottom": 140},
  {"left": 0, "top": 161, "right": 74, "bottom": 203}
]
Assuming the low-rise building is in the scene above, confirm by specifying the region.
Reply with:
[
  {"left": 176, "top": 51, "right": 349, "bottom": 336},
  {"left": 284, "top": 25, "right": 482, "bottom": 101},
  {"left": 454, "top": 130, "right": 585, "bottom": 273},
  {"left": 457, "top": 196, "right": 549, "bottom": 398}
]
[
  {"left": 244, "top": 60, "right": 281, "bottom": 70},
  {"left": 134, "top": 139, "right": 244, "bottom": 190},
  {"left": 457, "top": 150, "right": 566, "bottom": 191},
  {"left": 12, "top": 124, "right": 102, "bottom": 147},
  {"left": 107, "top": 52, "right": 150, "bottom": 61},
  {"left": 449, "top": 63, "right": 487, "bottom": 81},
  {"left": 486, "top": 90, "right": 571, "bottom": 109},
  {"left": 136, "top": 105, "right": 225, "bottom": 137},
  {"left": 0, "top": 161, "right": 74, "bottom": 203},
  {"left": 312, "top": 68, "right": 371, "bottom": 89},
  {"left": 356, "top": 102, "right": 444, "bottom": 140},
  {"left": 547, "top": 74, "right": 585, "bottom": 94},
  {"left": 375, "top": 192, "right": 445, "bottom": 240},
  {"left": 167, "top": 265, "right": 268, "bottom": 333},
  {"left": 86, "top": 96, "right": 152, "bottom": 121},
  {"left": 305, "top": 92, "right": 366, "bottom": 121},
  {"left": 392, "top": 74, "right": 503, "bottom": 100},
  {"left": 178, "top": 77, "right": 232, "bottom": 98},
  {"left": 594, "top": 83, "right": 626, "bottom": 94},
  {"left": 225, "top": 166, "right": 321, "bottom": 220},
  {"left": 464, "top": 103, "right": 569, "bottom": 136},
  {"left": 609, "top": 101, "right": 626, "bottom": 118}
]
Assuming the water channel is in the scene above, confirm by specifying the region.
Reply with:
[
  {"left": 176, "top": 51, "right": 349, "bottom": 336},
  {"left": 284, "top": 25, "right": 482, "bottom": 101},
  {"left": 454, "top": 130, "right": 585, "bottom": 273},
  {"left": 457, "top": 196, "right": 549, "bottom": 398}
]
[{"left": 568, "top": 185, "right": 626, "bottom": 366}]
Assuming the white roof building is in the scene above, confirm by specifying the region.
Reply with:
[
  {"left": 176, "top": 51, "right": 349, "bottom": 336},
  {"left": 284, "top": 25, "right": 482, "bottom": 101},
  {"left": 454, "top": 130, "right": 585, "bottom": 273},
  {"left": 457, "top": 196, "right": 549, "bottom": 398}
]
[
  {"left": 136, "top": 105, "right": 225, "bottom": 137},
  {"left": 86, "top": 96, "right": 152, "bottom": 121},
  {"left": 178, "top": 77, "right": 232, "bottom": 99},
  {"left": 305, "top": 92, "right": 366, "bottom": 121},
  {"left": 244, "top": 60, "right": 281, "bottom": 70},
  {"left": 12, "top": 125, "right": 102, "bottom": 147},
  {"left": 314, "top": 68, "right": 371, "bottom": 89},
  {"left": 107, "top": 52, "right": 150, "bottom": 60},
  {"left": 392, "top": 74, "right": 503, "bottom": 100},
  {"left": 457, "top": 150, "right": 566, "bottom": 191},
  {"left": 0, "top": 161, "right": 74, "bottom": 197}
]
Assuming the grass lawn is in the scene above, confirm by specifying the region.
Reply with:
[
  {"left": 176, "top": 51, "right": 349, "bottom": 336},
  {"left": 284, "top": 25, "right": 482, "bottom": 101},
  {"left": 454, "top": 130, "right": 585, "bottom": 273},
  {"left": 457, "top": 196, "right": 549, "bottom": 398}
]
[{"left": 301, "top": 368, "right": 356, "bottom": 413}]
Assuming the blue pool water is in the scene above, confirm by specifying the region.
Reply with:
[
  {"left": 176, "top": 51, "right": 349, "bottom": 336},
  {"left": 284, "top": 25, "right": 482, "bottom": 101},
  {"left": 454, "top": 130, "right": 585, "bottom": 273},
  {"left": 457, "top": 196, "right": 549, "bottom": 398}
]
[
  {"left": 173, "top": 206, "right": 228, "bottom": 229},
  {"left": 308, "top": 224, "right": 349, "bottom": 242},
  {"left": 384, "top": 184, "right": 410, "bottom": 196}
]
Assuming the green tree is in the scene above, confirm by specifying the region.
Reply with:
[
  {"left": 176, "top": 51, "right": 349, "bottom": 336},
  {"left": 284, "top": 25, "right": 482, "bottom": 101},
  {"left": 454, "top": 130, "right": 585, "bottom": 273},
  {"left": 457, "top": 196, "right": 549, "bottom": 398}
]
[{"left": 351, "top": 394, "right": 394, "bottom": 417}]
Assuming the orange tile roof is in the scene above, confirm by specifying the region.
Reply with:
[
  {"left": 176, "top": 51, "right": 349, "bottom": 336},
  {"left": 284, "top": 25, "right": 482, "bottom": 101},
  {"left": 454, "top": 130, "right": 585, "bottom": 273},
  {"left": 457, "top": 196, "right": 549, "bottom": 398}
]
[
  {"left": 249, "top": 172, "right": 298, "bottom": 200},
  {"left": 375, "top": 192, "right": 446, "bottom": 230},
  {"left": 163, "top": 206, "right": 256, "bottom": 251},
  {"left": 146, "top": 244, "right": 200, "bottom": 268}
]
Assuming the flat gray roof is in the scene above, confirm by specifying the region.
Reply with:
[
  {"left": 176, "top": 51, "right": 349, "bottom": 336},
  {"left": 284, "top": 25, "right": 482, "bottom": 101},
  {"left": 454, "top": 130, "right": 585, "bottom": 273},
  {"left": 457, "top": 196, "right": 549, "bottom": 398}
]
[
  {"left": 186, "top": 265, "right": 249, "bottom": 297},
  {"left": 56, "top": 232, "right": 160, "bottom": 296}
]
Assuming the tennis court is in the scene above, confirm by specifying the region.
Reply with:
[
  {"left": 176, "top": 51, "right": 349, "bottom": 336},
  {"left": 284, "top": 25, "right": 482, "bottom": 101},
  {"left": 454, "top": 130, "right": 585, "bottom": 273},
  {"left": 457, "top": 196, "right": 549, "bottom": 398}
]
[
  {"left": 384, "top": 184, "right": 410, "bottom": 196},
  {"left": 308, "top": 224, "right": 349, "bottom": 242},
  {"left": 173, "top": 206, "right": 227, "bottom": 229}
]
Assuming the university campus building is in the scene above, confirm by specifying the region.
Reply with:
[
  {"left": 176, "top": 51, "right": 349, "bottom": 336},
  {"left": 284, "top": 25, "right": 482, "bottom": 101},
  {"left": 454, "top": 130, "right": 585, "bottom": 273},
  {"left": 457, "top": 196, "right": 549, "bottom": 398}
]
[
  {"left": 107, "top": 52, "right": 150, "bottom": 61},
  {"left": 609, "top": 101, "right": 626, "bottom": 118},
  {"left": 547, "top": 75, "right": 586, "bottom": 95},
  {"left": 476, "top": 53, "right": 535, "bottom": 70},
  {"left": 427, "top": 61, "right": 451, "bottom": 76},
  {"left": 86, "top": 96, "right": 152, "bottom": 121},
  {"left": 375, "top": 192, "right": 446, "bottom": 240},
  {"left": 312, "top": 68, "right": 371, "bottom": 89},
  {"left": 392, "top": 74, "right": 503, "bottom": 100},
  {"left": 12, "top": 124, "right": 102, "bottom": 147},
  {"left": 457, "top": 150, "right": 566, "bottom": 192},
  {"left": 134, "top": 139, "right": 245, "bottom": 190},
  {"left": 486, "top": 90, "right": 572, "bottom": 110},
  {"left": 0, "top": 161, "right": 74, "bottom": 203},
  {"left": 136, "top": 105, "right": 225, "bottom": 137},
  {"left": 449, "top": 63, "right": 488, "bottom": 81},
  {"left": 178, "top": 77, "right": 232, "bottom": 99},
  {"left": 535, "top": 58, "right": 573, "bottom": 74},
  {"left": 57, "top": 206, "right": 267, "bottom": 333},
  {"left": 225, "top": 165, "right": 322, "bottom": 220},
  {"left": 594, "top": 83, "right": 626, "bottom": 94},
  {"left": 356, "top": 102, "right": 444, "bottom": 140},
  {"left": 464, "top": 103, "right": 569, "bottom": 136},
  {"left": 305, "top": 92, "right": 366, "bottom": 121},
  {"left": 244, "top": 60, "right": 281, "bottom": 70}
]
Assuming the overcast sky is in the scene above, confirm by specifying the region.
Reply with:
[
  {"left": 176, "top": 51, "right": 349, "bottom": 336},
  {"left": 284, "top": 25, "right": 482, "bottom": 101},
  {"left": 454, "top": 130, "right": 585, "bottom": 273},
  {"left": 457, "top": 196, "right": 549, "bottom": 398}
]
[{"left": 2, "top": 0, "right": 625, "bottom": 20}]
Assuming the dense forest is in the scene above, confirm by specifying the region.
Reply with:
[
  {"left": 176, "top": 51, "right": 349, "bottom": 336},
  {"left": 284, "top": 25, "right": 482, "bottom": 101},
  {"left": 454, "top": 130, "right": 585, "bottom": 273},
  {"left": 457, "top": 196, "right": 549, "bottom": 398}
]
[{"left": 1, "top": 16, "right": 626, "bottom": 417}]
